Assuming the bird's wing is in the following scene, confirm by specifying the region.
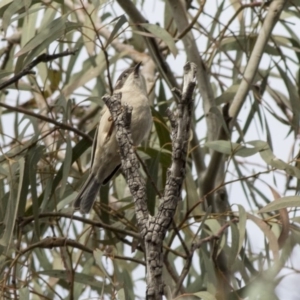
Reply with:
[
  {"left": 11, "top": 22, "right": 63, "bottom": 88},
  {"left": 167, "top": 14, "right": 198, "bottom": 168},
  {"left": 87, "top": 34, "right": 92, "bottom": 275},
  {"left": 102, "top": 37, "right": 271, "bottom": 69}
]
[
  {"left": 90, "top": 124, "right": 98, "bottom": 172},
  {"left": 90, "top": 105, "right": 115, "bottom": 171}
]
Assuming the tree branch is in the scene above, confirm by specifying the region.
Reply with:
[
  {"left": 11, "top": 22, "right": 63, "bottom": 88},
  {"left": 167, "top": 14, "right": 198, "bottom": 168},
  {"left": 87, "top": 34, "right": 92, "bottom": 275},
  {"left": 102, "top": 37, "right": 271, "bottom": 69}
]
[
  {"left": 18, "top": 212, "right": 140, "bottom": 239},
  {"left": 167, "top": 0, "right": 219, "bottom": 143},
  {"left": 0, "top": 49, "right": 77, "bottom": 90},
  {"left": 102, "top": 93, "right": 150, "bottom": 234},
  {"left": 173, "top": 218, "right": 238, "bottom": 297},
  {"left": 228, "top": 0, "right": 288, "bottom": 122},
  {"left": 103, "top": 62, "right": 197, "bottom": 300},
  {"left": 0, "top": 101, "right": 92, "bottom": 142}
]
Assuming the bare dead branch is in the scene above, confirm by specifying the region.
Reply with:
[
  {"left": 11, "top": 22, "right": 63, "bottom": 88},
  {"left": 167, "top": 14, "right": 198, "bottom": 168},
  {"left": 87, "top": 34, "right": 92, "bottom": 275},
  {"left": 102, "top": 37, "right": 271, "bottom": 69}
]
[{"left": 103, "top": 62, "right": 197, "bottom": 300}]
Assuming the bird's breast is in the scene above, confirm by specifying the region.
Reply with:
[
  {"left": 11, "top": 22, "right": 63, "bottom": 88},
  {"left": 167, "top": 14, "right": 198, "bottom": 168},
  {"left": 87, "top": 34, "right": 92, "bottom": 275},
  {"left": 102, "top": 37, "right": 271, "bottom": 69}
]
[{"left": 120, "top": 91, "right": 152, "bottom": 145}]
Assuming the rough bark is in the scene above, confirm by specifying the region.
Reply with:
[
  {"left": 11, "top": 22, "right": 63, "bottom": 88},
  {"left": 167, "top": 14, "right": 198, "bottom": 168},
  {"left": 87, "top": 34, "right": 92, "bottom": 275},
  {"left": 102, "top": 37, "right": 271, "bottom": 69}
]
[{"left": 103, "top": 62, "right": 197, "bottom": 300}]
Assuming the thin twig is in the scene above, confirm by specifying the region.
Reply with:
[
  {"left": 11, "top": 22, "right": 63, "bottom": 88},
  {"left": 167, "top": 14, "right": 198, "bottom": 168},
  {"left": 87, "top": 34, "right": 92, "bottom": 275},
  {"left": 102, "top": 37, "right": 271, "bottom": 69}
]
[
  {"left": 176, "top": 0, "right": 206, "bottom": 41},
  {"left": 173, "top": 218, "right": 238, "bottom": 297},
  {"left": 79, "top": 0, "right": 113, "bottom": 94},
  {"left": 18, "top": 212, "right": 140, "bottom": 239},
  {"left": 0, "top": 101, "right": 92, "bottom": 142},
  {"left": 0, "top": 49, "right": 77, "bottom": 90}
]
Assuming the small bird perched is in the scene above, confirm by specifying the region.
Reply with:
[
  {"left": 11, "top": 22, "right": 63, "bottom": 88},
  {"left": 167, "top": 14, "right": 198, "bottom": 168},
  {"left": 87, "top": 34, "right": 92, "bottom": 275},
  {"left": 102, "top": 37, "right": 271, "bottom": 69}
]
[{"left": 74, "top": 62, "right": 152, "bottom": 213}]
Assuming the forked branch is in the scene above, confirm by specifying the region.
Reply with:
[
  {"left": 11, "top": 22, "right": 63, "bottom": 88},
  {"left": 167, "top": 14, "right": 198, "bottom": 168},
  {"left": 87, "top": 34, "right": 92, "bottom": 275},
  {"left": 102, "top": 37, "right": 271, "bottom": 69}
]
[{"left": 103, "top": 62, "right": 197, "bottom": 300}]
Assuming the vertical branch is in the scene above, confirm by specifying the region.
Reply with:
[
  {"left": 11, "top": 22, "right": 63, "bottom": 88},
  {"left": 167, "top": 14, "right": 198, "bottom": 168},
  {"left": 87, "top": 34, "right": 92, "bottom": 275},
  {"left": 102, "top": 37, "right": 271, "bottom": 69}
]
[
  {"left": 102, "top": 94, "right": 149, "bottom": 235},
  {"left": 167, "top": 0, "right": 218, "bottom": 142},
  {"left": 228, "top": 0, "right": 288, "bottom": 123},
  {"left": 103, "top": 62, "right": 197, "bottom": 300}
]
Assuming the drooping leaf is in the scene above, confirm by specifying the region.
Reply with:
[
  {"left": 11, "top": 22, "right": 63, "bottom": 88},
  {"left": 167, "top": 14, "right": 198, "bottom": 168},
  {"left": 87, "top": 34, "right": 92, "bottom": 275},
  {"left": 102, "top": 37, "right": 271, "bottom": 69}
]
[
  {"left": 60, "top": 134, "right": 72, "bottom": 198},
  {"left": 2, "top": 0, "right": 25, "bottom": 33},
  {"left": 15, "top": 15, "right": 81, "bottom": 67},
  {"left": 105, "top": 15, "right": 127, "bottom": 47},
  {"left": 215, "top": 84, "right": 240, "bottom": 105},
  {"left": 0, "top": 157, "right": 24, "bottom": 252},
  {"left": 193, "top": 291, "right": 217, "bottom": 300},
  {"left": 250, "top": 140, "right": 300, "bottom": 179},
  {"left": 204, "top": 140, "right": 262, "bottom": 157},
  {"left": 236, "top": 204, "right": 247, "bottom": 254},
  {"left": 259, "top": 196, "right": 300, "bottom": 213},
  {"left": 140, "top": 23, "right": 178, "bottom": 57},
  {"left": 247, "top": 213, "right": 279, "bottom": 260}
]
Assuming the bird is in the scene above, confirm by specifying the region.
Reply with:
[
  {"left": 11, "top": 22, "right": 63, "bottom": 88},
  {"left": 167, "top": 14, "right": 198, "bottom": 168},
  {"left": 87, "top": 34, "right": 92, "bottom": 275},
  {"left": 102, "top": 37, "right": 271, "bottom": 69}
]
[{"left": 74, "top": 62, "right": 152, "bottom": 213}]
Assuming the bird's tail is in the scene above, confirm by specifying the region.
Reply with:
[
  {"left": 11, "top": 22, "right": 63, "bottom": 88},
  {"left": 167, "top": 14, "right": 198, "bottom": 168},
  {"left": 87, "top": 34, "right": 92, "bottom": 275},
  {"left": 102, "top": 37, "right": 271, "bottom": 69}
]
[{"left": 73, "top": 174, "right": 100, "bottom": 213}]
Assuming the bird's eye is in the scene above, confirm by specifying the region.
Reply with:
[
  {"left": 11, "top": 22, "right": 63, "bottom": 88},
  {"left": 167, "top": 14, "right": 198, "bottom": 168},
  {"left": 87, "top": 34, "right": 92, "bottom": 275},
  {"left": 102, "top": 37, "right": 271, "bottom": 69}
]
[{"left": 123, "top": 73, "right": 128, "bottom": 79}]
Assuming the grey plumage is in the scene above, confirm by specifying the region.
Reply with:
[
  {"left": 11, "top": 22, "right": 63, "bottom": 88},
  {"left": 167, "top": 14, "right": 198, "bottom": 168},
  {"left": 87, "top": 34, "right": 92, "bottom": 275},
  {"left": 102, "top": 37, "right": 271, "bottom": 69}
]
[{"left": 73, "top": 63, "right": 152, "bottom": 213}]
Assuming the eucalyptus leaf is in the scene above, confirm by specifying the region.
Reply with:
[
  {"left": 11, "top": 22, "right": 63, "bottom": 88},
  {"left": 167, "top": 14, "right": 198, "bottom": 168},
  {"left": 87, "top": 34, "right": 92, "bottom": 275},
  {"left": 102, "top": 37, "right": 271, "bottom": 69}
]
[
  {"left": 259, "top": 196, "right": 300, "bottom": 213},
  {"left": 105, "top": 15, "right": 127, "bottom": 46},
  {"left": 204, "top": 140, "right": 261, "bottom": 157},
  {"left": 193, "top": 291, "right": 217, "bottom": 300},
  {"left": 140, "top": 23, "right": 178, "bottom": 57}
]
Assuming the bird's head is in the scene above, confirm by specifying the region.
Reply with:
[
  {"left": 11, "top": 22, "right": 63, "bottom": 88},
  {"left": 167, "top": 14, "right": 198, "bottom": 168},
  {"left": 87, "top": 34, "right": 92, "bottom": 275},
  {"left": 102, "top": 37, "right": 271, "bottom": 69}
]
[{"left": 114, "top": 62, "right": 147, "bottom": 93}]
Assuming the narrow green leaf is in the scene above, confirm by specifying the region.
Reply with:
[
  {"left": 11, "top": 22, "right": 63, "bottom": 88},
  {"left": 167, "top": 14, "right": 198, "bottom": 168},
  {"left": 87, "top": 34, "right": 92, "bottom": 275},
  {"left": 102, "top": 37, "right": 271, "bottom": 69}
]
[
  {"left": 140, "top": 147, "right": 171, "bottom": 168},
  {"left": 237, "top": 204, "right": 246, "bottom": 254},
  {"left": 100, "top": 183, "right": 110, "bottom": 223},
  {"left": 2, "top": 0, "right": 24, "bottom": 33},
  {"left": 249, "top": 140, "right": 300, "bottom": 179},
  {"left": 259, "top": 196, "right": 300, "bottom": 213},
  {"left": 105, "top": 15, "right": 127, "bottom": 46},
  {"left": 228, "top": 222, "right": 240, "bottom": 265},
  {"left": 164, "top": 1, "right": 177, "bottom": 37},
  {"left": 291, "top": 216, "right": 300, "bottom": 223},
  {"left": 0, "top": 158, "right": 24, "bottom": 251},
  {"left": 16, "top": 156, "right": 29, "bottom": 218},
  {"left": 29, "top": 146, "right": 44, "bottom": 239},
  {"left": 185, "top": 165, "right": 202, "bottom": 217},
  {"left": 117, "top": 289, "right": 126, "bottom": 300},
  {"left": 16, "top": 15, "right": 67, "bottom": 57},
  {"left": 152, "top": 108, "right": 172, "bottom": 152},
  {"left": 193, "top": 291, "right": 217, "bottom": 300},
  {"left": 118, "top": 269, "right": 135, "bottom": 300},
  {"left": 37, "top": 269, "right": 106, "bottom": 289},
  {"left": 140, "top": 23, "right": 178, "bottom": 57},
  {"left": 19, "top": 287, "right": 30, "bottom": 300},
  {"left": 247, "top": 213, "right": 279, "bottom": 260},
  {"left": 93, "top": 248, "right": 113, "bottom": 284},
  {"left": 276, "top": 64, "right": 300, "bottom": 135},
  {"left": 200, "top": 249, "right": 217, "bottom": 294},
  {"left": 10, "top": 5, "right": 42, "bottom": 24},
  {"left": 0, "top": 70, "right": 14, "bottom": 80},
  {"left": 60, "top": 134, "right": 72, "bottom": 198},
  {"left": 210, "top": 106, "right": 230, "bottom": 137},
  {"left": 215, "top": 84, "right": 240, "bottom": 105},
  {"left": 73, "top": 256, "right": 95, "bottom": 298},
  {"left": 204, "top": 140, "right": 261, "bottom": 157},
  {"left": 0, "top": 0, "right": 13, "bottom": 11},
  {"left": 220, "top": 35, "right": 280, "bottom": 56}
]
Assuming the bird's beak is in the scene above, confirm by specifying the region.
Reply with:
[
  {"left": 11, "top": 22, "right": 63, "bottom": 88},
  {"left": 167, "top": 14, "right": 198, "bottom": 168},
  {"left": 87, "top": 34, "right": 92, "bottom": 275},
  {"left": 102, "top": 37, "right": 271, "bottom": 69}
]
[{"left": 134, "top": 62, "right": 142, "bottom": 76}]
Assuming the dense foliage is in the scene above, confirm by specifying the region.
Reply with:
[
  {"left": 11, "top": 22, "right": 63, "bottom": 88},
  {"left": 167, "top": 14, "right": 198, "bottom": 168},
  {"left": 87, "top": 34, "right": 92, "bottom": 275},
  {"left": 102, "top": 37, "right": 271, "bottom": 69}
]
[{"left": 0, "top": 1, "right": 300, "bottom": 299}]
